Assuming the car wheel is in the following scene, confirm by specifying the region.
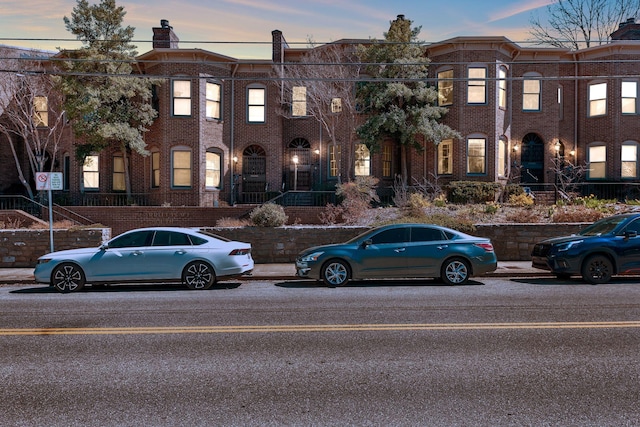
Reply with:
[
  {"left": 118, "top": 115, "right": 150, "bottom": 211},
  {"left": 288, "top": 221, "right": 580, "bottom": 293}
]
[
  {"left": 51, "top": 263, "right": 86, "bottom": 293},
  {"left": 581, "top": 255, "right": 613, "bottom": 285},
  {"left": 321, "top": 259, "right": 350, "bottom": 287},
  {"left": 555, "top": 273, "right": 572, "bottom": 280},
  {"left": 441, "top": 258, "right": 470, "bottom": 285},
  {"left": 182, "top": 261, "right": 216, "bottom": 290}
]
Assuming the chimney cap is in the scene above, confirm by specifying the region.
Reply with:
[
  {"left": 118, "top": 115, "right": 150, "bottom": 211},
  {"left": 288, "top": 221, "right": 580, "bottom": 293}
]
[{"left": 160, "top": 19, "right": 171, "bottom": 29}]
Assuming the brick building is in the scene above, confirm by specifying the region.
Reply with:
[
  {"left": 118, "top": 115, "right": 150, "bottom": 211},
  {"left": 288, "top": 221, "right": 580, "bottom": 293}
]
[{"left": 3, "top": 18, "right": 640, "bottom": 206}]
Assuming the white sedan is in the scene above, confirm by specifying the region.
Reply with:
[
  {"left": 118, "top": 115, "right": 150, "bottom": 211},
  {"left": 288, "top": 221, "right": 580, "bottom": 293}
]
[{"left": 34, "top": 227, "right": 254, "bottom": 293}]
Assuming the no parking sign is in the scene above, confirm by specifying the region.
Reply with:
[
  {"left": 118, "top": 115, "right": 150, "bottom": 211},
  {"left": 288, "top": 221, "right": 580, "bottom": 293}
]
[{"left": 35, "top": 172, "right": 63, "bottom": 191}]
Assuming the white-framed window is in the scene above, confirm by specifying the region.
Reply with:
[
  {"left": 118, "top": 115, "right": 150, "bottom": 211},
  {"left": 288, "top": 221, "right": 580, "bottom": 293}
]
[
  {"left": 498, "top": 67, "right": 507, "bottom": 109},
  {"left": 622, "top": 81, "right": 637, "bottom": 114},
  {"left": 292, "top": 86, "right": 307, "bottom": 116},
  {"left": 467, "top": 67, "right": 486, "bottom": 104},
  {"left": 587, "top": 144, "right": 606, "bottom": 179},
  {"left": 328, "top": 144, "right": 340, "bottom": 177},
  {"left": 151, "top": 150, "right": 160, "bottom": 188},
  {"left": 382, "top": 145, "right": 392, "bottom": 178},
  {"left": 523, "top": 75, "right": 541, "bottom": 111},
  {"left": 82, "top": 154, "right": 99, "bottom": 190},
  {"left": 354, "top": 144, "right": 370, "bottom": 176},
  {"left": 34, "top": 96, "right": 48, "bottom": 127},
  {"left": 588, "top": 82, "right": 607, "bottom": 117},
  {"left": 331, "top": 97, "right": 342, "bottom": 113},
  {"left": 438, "top": 139, "right": 453, "bottom": 175},
  {"left": 206, "top": 149, "right": 222, "bottom": 188},
  {"left": 437, "top": 69, "right": 454, "bottom": 106},
  {"left": 112, "top": 155, "right": 125, "bottom": 191},
  {"left": 248, "top": 86, "right": 265, "bottom": 123},
  {"left": 498, "top": 138, "right": 507, "bottom": 177},
  {"left": 172, "top": 79, "right": 191, "bottom": 116},
  {"left": 467, "top": 137, "right": 486, "bottom": 174},
  {"left": 206, "top": 81, "right": 221, "bottom": 119},
  {"left": 171, "top": 148, "right": 192, "bottom": 188},
  {"left": 621, "top": 142, "right": 638, "bottom": 179}
]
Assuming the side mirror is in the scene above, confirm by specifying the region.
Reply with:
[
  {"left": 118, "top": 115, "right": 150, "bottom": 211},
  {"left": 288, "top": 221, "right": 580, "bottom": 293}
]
[
  {"left": 362, "top": 239, "right": 373, "bottom": 248},
  {"left": 624, "top": 230, "right": 638, "bottom": 240},
  {"left": 99, "top": 243, "right": 109, "bottom": 251}
]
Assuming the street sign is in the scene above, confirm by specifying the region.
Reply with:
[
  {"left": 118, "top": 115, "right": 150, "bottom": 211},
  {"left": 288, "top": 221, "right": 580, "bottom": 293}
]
[{"left": 35, "top": 172, "right": 63, "bottom": 191}]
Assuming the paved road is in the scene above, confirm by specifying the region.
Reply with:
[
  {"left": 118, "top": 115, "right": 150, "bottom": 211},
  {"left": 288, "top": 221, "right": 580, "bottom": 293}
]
[{"left": 2, "top": 276, "right": 640, "bottom": 426}]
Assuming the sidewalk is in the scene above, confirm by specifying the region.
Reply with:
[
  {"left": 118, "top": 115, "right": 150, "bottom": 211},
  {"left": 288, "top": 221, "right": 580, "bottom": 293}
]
[{"left": 0, "top": 261, "right": 546, "bottom": 284}]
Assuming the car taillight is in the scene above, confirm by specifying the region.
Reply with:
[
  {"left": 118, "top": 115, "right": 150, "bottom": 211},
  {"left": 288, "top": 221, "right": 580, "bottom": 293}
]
[
  {"left": 229, "top": 248, "right": 250, "bottom": 255},
  {"left": 474, "top": 243, "right": 494, "bottom": 252}
]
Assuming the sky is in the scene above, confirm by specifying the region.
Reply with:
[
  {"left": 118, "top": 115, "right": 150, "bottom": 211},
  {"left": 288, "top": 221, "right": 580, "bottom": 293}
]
[{"left": 0, "top": 0, "right": 555, "bottom": 58}]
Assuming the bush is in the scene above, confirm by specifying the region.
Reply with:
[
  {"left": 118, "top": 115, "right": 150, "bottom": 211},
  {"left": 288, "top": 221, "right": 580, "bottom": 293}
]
[
  {"left": 448, "top": 181, "right": 502, "bottom": 204},
  {"left": 484, "top": 201, "right": 500, "bottom": 214},
  {"left": 508, "top": 193, "right": 534, "bottom": 207},
  {"left": 552, "top": 206, "right": 604, "bottom": 223},
  {"left": 336, "top": 177, "right": 380, "bottom": 224},
  {"left": 404, "top": 192, "right": 431, "bottom": 217},
  {"left": 249, "top": 203, "right": 288, "bottom": 227}
]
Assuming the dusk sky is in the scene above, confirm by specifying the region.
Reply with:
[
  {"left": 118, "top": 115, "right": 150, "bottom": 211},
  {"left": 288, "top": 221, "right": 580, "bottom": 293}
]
[{"left": 1, "top": 0, "right": 554, "bottom": 57}]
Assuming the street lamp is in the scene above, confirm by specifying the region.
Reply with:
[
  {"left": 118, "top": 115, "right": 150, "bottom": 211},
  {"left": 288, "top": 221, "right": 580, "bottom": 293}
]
[
  {"left": 292, "top": 155, "right": 299, "bottom": 191},
  {"left": 232, "top": 156, "right": 238, "bottom": 205},
  {"left": 554, "top": 140, "right": 561, "bottom": 203}
]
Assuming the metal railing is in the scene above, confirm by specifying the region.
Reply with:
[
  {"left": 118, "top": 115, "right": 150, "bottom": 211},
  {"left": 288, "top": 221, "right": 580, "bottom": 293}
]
[{"left": 0, "top": 195, "right": 93, "bottom": 225}]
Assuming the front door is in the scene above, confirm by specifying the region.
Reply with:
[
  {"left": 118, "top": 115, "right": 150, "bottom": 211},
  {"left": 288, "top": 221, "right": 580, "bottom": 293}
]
[{"left": 520, "top": 133, "right": 544, "bottom": 184}]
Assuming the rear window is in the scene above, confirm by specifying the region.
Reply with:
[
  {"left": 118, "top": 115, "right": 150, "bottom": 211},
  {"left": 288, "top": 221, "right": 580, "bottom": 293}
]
[{"left": 197, "top": 230, "right": 230, "bottom": 242}]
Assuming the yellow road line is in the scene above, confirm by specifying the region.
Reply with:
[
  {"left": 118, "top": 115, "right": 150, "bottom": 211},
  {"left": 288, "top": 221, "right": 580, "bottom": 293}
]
[{"left": 2, "top": 321, "right": 640, "bottom": 336}]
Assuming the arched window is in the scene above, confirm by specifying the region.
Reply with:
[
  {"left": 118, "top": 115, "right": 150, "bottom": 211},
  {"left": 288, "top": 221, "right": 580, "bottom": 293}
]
[{"left": 355, "top": 144, "right": 370, "bottom": 176}]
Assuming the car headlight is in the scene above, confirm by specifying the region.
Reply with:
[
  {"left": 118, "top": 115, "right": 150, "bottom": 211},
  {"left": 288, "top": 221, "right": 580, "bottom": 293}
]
[
  {"left": 556, "top": 240, "right": 583, "bottom": 252},
  {"left": 37, "top": 258, "right": 52, "bottom": 265},
  {"left": 300, "top": 251, "right": 324, "bottom": 262}
]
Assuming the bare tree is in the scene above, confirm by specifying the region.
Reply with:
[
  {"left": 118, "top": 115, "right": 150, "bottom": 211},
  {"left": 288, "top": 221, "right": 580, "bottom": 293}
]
[
  {"left": 275, "top": 40, "right": 361, "bottom": 182},
  {"left": 0, "top": 49, "right": 67, "bottom": 199},
  {"left": 530, "top": 0, "right": 640, "bottom": 49}
]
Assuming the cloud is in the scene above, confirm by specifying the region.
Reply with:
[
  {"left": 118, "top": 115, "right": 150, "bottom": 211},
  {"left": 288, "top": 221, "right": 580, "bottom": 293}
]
[{"left": 487, "top": 0, "right": 555, "bottom": 23}]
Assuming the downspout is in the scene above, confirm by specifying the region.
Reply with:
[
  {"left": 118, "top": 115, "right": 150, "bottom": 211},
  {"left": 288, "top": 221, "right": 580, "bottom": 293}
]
[{"left": 230, "top": 63, "right": 239, "bottom": 204}]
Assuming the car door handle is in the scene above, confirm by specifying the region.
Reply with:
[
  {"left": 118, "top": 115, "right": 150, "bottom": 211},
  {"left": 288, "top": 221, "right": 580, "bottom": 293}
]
[
  {"left": 132, "top": 251, "right": 143, "bottom": 256},
  {"left": 437, "top": 245, "right": 448, "bottom": 250},
  {"left": 394, "top": 247, "right": 406, "bottom": 253},
  {"left": 175, "top": 250, "right": 187, "bottom": 255}
]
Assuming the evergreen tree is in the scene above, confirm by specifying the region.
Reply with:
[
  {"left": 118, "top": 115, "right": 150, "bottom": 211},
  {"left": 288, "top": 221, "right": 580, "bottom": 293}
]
[
  {"left": 356, "top": 15, "right": 459, "bottom": 185},
  {"left": 57, "top": 0, "right": 159, "bottom": 199}
]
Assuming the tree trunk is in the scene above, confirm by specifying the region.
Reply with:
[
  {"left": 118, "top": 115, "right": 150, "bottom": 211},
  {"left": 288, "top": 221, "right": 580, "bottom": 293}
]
[{"left": 5, "top": 133, "right": 35, "bottom": 200}]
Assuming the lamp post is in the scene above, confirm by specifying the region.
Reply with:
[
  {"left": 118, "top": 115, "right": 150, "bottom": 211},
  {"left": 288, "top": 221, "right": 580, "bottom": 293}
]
[
  {"left": 554, "top": 140, "right": 561, "bottom": 203},
  {"left": 292, "top": 155, "right": 299, "bottom": 191},
  {"left": 232, "top": 156, "right": 238, "bottom": 205}
]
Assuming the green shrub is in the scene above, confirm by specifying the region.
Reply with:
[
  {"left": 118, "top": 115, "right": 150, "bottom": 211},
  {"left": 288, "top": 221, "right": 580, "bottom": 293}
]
[
  {"left": 448, "top": 181, "right": 502, "bottom": 204},
  {"left": 433, "top": 193, "right": 447, "bottom": 207},
  {"left": 484, "top": 201, "right": 500, "bottom": 214},
  {"left": 249, "top": 203, "right": 288, "bottom": 227}
]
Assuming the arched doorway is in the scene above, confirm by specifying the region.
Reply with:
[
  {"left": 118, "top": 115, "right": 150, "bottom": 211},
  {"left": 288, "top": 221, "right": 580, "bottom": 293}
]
[
  {"left": 242, "top": 145, "right": 266, "bottom": 203},
  {"left": 520, "top": 133, "right": 544, "bottom": 184},
  {"left": 288, "top": 138, "right": 311, "bottom": 190}
]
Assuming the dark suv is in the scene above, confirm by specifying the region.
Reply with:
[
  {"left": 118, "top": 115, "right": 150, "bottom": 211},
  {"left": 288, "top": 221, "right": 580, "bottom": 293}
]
[{"left": 531, "top": 213, "right": 640, "bottom": 284}]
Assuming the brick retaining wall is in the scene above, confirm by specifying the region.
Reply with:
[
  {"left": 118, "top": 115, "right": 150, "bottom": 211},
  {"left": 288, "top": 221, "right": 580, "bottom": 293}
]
[
  {"left": 0, "top": 228, "right": 109, "bottom": 267},
  {"left": 0, "top": 223, "right": 586, "bottom": 267}
]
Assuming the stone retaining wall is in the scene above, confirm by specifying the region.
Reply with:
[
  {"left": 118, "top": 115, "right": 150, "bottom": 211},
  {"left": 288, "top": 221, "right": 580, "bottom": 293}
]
[{"left": 0, "top": 223, "right": 586, "bottom": 267}]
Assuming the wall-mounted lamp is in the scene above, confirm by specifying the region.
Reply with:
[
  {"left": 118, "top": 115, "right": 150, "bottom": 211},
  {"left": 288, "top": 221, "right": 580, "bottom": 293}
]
[
  {"left": 554, "top": 140, "right": 561, "bottom": 153},
  {"left": 314, "top": 149, "right": 320, "bottom": 155},
  {"left": 512, "top": 144, "right": 519, "bottom": 152},
  {"left": 570, "top": 149, "right": 575, "bottom": 157}
]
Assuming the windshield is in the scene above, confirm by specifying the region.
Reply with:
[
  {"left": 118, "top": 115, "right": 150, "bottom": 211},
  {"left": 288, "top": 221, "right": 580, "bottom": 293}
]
[{"left": 579, "top": 216, "right": 627, "bottom": 236}]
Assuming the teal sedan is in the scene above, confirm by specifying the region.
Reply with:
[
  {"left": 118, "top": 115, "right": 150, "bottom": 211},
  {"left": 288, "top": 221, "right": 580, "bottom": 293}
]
[{"left": 295, "top": 223, "right": 497, "bottom": 287}]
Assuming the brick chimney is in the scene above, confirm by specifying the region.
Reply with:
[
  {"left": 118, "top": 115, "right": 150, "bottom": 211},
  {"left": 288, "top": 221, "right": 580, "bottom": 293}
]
[
  {"left": 272, "top": 30, "right": 289, "bottom": 63},
  {"left": 152, "top": 19, "right": 179, "bottom": 49},
  {"left": 611, "top": 17, "right": 640, "bottom": 40}
]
